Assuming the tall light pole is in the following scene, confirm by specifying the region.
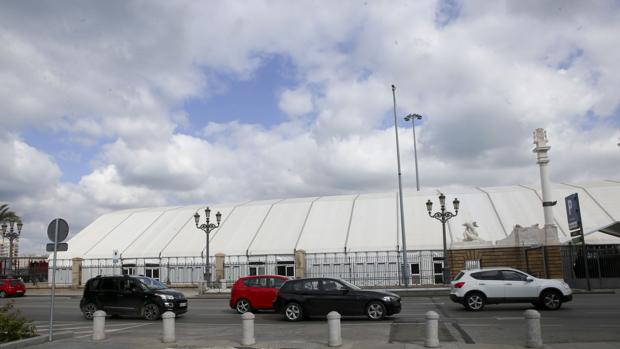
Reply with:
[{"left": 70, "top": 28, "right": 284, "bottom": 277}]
[
  {"left": 426, "top": 193, "right": 459, "bottom": 284},
  {"left": 404, "top": 113, "right": 422, "bottom": 191},
  {"left": 1, "top": 220, "right": 23, "bottom": 275},
  {"left": 392, "top": 85, "right": 410, "bottom": 287},
  {"left": 194, "top": 207, "right": 221, "bottom": 291}
]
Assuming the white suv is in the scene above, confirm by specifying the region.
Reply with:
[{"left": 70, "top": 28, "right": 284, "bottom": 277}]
[{"left": 449, "top": 267, "right": 572, "bottom": 311}]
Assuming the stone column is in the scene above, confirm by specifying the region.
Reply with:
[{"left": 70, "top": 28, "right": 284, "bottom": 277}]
[
  {"left": 215, "top": 253, "right": 225, "bottom": 288},
  {"left": 532, "top": 128, "right": 555, "bottom": 228},
  {"left": 294, "top": 249, "right": 306, "bottom": 279},
  {"left": 71, "top": 257, "right": 83, "bottom": 288}
]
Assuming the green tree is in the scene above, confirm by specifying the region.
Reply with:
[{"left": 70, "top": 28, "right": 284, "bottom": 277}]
[{"left": 0, "top": 204, "right": 21, "bottom": 224}]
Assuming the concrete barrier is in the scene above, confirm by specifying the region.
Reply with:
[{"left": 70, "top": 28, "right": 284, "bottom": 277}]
[
  {"left": 424, "top": 310, "right": 439, "bottom": 348},
  {"left": 524, "top": 309, "right": 542, "bottom": 348},
  {"left": 241, "top": 312, "right": 255, "bottom": 346},
  {"left": 162, "top": 311, "right": 176, "bottom": 343},
  {"left": 92, "top": 310, "right": 106, "bottom": 341},
  {"left": 327, "top": 311, "right": 342, "bottom": 347}
]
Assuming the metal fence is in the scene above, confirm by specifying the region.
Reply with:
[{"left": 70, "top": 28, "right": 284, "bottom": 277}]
[
  {"left": 306, "top": 250, "right": 445, "bottom": 287},
  {"left": 561, "top": 244, "right": 620, "bottom": 289},
  {"left": 46, "top": 250, "right": 445, "bottom": 287},
  {"left": 0, "top": 257, "right": 49, "bottom": 283}
]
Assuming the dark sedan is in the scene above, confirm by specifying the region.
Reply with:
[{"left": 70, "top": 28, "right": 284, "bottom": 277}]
[{"left": 273, "top": 277, "right": 401, "bottom": 321}]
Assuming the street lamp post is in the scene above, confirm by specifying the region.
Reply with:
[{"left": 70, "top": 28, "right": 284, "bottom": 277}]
[
  {"left": 1, "top": 220, "right": 23, "bottom": 275},
  {"left": 426, "top": 193, "right": 459, "bottom": 284},
  {"left": 391, "top": 85, "right": 410, "bottom": 287},
  {"left": 194, "top": 207, "right": 222, "bottom": 291},
  {"left": 404, "top": 113, "right": 422, "bottom": 191}
]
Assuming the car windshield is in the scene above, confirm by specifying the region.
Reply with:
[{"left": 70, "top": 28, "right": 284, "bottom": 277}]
[
  {"left": 339, "top": 279, "right": 361, "bottom": 290},
  {"left": 135, "top": 277, "right": 167, "bottom": 290}
]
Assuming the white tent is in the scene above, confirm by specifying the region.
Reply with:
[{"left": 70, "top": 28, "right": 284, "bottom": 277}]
[{"left": 57, "top": 180, "right": 620, "bottom": 261}]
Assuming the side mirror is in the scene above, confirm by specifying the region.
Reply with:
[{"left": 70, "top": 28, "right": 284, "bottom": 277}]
[{"left": 526, "top": 277, "right": 534, "bottom": 282}]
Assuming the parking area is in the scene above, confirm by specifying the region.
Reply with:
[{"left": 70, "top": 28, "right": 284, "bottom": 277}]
[{"left": 4, "top": 292, "right": 620, "bottom": 348}]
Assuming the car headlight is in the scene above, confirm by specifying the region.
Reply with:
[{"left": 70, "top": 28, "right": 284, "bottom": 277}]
[
  {"left": 157, "top": 294, "right": 174, "bottom": 300},
  {"left": 382, "top": 296, "right": 397, "bottom": 302}
]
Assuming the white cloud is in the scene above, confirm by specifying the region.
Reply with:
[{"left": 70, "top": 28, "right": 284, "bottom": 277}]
[
  {"left": 278, "top": 88, "right": 313, "bottom": 118},
  {"left": 0, "top": 1, "right": 619, "bottom": 254}
]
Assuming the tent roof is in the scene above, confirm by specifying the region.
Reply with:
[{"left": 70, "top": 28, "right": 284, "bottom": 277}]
[{"left": 58, "top": 180, "right": 620, "bottom": 259}]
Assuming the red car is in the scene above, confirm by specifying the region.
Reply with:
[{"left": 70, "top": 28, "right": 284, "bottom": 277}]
[
  {"left": 0, "top": 278, "right": 26, "bottom": 298},
  {"left": 229, "top": 275, "right": 289, "bottom": 313}
]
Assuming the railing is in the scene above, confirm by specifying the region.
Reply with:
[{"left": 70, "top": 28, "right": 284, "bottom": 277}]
[
  {"left": 0, "top": 257, "right": 49, "bottom": 284},
  {"left": 561, "top": 244, "right": 620, "bottom": 289},
  {"left": 45, "top": 250, "right": 446, "bottom": 287}
]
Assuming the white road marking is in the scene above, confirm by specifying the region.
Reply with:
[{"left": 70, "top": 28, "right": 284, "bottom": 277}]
[{"left": 75, "top": 323, "right": 153, "bottom": 338}]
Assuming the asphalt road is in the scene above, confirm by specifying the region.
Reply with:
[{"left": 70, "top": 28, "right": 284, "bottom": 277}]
[{"left": 4, "top": 293, "right": 620, "bottom": 345}]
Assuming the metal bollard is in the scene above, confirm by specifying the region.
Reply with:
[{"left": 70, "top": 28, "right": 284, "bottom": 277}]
[
  {"left": 424, "top": 310, "right": 440, "bottom": 348},
  {"left": 162, "top": 311, "right": 176, "bottom": 343},
  {"left": 92, "top": 310, "right": 106, "bottom": 341},
  {"left": 241, "top": 312, "right": 255, "bottom": 346},
  {"left": 524, "top": 309, "right": 543, "bottom": 348},
  {"left": 327, "top": 311, "right": 342, "bottom": 347}
]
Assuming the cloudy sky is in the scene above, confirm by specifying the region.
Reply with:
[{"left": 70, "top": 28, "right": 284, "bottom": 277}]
[{"left": 1, "top": 0, "right": 619, "bottom": 254}]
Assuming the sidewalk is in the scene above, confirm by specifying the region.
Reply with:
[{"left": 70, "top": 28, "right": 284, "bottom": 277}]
[{"left": 25, "top": 335, "right": 620, "bottom": 349}]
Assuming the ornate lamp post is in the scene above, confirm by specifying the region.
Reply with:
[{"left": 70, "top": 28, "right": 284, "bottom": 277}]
[
  {"left": 426, "top": 193, "right": 459, "bottom": 283},
  {"left": 194, "top": 207, "right": 221, "bottom": 290},
  {"left": 1, "top": 220, "right": 23, "bottom": 275},
  {"left": 404, "top": 113, "right": 422, "bottom": 191}
]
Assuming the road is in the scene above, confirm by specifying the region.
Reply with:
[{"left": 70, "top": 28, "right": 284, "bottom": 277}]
[{"left": 4, "top": 293, "right": 620, "bottom": 346}]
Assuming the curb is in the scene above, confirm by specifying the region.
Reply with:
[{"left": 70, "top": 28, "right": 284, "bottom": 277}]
[{"left": 0, "top": 331, "right": 74, "bottom": 349}]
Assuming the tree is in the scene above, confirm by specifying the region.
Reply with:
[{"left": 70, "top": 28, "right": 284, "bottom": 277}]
[{"left": 0, "top": 204, "right": 20, "bottom": 224}]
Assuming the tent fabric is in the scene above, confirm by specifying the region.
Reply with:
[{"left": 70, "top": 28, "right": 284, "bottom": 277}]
[{"left": 57, "top": 181, "right": 620, "bottom": 260}]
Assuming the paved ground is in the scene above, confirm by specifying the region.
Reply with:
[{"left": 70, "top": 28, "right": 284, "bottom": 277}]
[{"left": 3, "top": 291, "right": 619, "bottom": 348}]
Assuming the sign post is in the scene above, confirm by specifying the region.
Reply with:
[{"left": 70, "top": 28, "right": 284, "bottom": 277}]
[
  {"left": 47, "top": 218, "right": 69, "bottom": 342},
  {"left": 565, "top": 193, "right": 590, "bottom": 291}
]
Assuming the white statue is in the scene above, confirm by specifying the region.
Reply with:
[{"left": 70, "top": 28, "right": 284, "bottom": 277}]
[{"left": 462, "top": 221, "right": 483, "bottom": 241}]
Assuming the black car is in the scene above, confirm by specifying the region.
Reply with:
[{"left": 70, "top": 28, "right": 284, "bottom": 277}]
[
  {"left": 273, "top": 277, "right": 401, "bottom": 321},
  {"left": 80, "top": 275, "right": 187, "bottom": 320}
]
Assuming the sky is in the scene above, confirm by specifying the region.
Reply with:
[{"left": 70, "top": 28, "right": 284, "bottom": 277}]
[{"left": 1, "top": 0, "right": 619, "bottom": 255}]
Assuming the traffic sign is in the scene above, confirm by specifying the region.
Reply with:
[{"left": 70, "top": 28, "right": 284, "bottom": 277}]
[
  {"left": 46, "top": 243, "right": 68, "bottom": 252},
  {"left": 47, "top": 218, "right": 69, "bottom": 242}
]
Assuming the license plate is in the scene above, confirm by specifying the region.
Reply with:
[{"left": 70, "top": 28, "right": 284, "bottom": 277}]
[{"left": 179, "top": 302, "right": 187, "bottom": 307}]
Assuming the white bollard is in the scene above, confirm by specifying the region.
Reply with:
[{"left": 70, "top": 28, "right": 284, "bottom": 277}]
[
  {"left": 92, "top": 310, "right": 106, "bottom": 341},
  {"left": 424, "top": 310, "right": 440, "bottom": 348},
  {"left": 327, "top": 311, "right": 342, "bottom": 347},
  {"left": 525, "top": 309, "right": 543, "bottom": 348},
  {"left": 162, "top": 311, "right": 176, "bottom": 343},
  {"left": 241, "top": 312, "right": 255, "bottom": 346}
]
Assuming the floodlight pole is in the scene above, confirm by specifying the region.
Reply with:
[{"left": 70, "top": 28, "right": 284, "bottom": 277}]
[{"left": 392, "top": 85, "right": 410, "bottom": 287}]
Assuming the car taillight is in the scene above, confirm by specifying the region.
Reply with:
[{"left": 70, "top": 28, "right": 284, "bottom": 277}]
[{"left": 454, "top": 282, "right": 465, "bottom": 288}]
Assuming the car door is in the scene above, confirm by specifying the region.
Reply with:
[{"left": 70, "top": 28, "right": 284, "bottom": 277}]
[
  {"left": 97, "top": 277, "right": 120, "bottom": 313},
  {"left": 500, "top": 270, "right": 538, "bottom": 300},
  {"left": 116, "top": 278, "right": 145, "bottom": 315},
  {"left": 471, "top": 270, "right": 504, "bottom": 302},
  {"left": 316, "top": 279, "right": 353, "bottom": 315},
  {"left": 244, "top": 277, "right": 272, "bottom": 309},
  {"left": 297, "top": 279, "right": 322, "bottom": 315}
]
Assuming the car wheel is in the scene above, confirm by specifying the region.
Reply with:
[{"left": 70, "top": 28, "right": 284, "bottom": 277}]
[
  {"left": 143, "top": 303, "right": 161, "bottom": 321},
  {"left": 284, "top": 302, "right": 303, "bottom": 321},
  {"left": 235, "top": 299, "right": 252, "bottom": 314},
  {"left": 464, "top": 292, "right": 485, "bottom": 311},
  {"left": 366, "top": 301, "right": 386, "bottom": 320},
  {"left": 541, "top": 290, "right": 562, "bottom": 310},
  {"left": 82, "top": 303, "right": 98, "bottom": 320}
]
